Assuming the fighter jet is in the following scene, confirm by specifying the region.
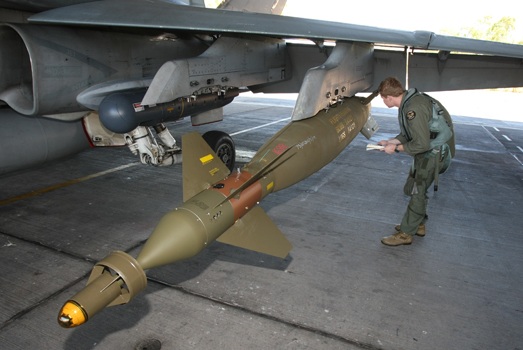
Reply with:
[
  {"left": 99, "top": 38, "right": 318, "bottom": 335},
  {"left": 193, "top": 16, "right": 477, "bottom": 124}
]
[
  {"left": 1, "top": 0, "right": 522, "bottom": 327},
  {"left": 0, "top": 0, "right": 289, "bottom": 174},
  {"left": 0, "top": 0, "right": 522, "bottom": 175}
]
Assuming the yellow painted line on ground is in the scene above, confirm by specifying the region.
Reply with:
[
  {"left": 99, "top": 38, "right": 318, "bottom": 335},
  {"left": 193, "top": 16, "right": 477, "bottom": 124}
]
[{"left": 0, "top": 163, "right": 139, "bottom": 206}]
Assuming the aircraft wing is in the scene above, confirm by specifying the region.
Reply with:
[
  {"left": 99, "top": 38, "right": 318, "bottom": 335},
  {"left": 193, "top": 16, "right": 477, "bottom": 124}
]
[
  {"left": 30, "top": 0, "right": 523, "bottom": 59},
  {"left": 0, "top": 0, "right": 205, "bottom": 12},
  {"left": 1, "top": 0, "right": 523, "bottom": 174}
]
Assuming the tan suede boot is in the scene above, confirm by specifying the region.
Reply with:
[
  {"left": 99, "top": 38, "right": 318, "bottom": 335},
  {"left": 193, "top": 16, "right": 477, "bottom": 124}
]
[
  {"left": 381, "top": 232, "right": 413, "bottom": 246},
  {"left": 395, "top": 223, "right": 425, "bottom": 236}
]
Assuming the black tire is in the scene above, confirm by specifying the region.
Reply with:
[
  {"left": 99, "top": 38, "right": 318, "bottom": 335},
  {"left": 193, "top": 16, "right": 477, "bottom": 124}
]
[{"left": 202, "top": 130, "right": 236, "bottom": 172}]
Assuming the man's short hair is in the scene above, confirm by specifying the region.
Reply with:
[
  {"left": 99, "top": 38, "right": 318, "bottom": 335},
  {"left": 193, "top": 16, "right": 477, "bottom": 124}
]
[{"left": 378, "top": 77, "right": 404, "bottom": 97}]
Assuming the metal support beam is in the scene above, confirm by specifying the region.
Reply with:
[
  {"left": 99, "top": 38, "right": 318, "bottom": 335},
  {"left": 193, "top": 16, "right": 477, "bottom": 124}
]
[
  {"left": 142, "top": 36, "right": 287, "bottom": 106},
  {"left": 291, "top": 42, "right": 374, "bottom": 121}
]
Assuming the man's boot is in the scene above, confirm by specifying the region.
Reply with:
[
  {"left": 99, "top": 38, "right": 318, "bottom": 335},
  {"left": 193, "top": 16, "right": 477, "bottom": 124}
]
[
  {"left": 381, "top": 232, "right": 413, "bottom": 246},
  {"left": 395, "top": 223, "right": 425, "bottom": 236}
]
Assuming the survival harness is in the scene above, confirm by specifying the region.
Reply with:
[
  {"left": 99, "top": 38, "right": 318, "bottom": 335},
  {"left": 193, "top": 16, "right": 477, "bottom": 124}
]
[{"left": 401, "top": 89, "right": 454, "bottom": 191}]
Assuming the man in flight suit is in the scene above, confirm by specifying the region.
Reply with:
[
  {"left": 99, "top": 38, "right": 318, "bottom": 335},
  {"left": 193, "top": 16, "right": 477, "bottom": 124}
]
[{"left": 377, "top": 77, "right": 455, "bottom": 246}]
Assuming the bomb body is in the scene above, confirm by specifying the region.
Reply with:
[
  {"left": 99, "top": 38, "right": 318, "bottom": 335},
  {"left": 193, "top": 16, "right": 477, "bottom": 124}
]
[{"left": 57, "top": 97, "right": 371, "bottom": 328}]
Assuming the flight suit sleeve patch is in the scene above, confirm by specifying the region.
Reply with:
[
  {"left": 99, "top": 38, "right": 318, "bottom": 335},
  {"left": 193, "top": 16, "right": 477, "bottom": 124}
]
[{"left": 406, "top": 110, "right": 416, "bottom": 120}]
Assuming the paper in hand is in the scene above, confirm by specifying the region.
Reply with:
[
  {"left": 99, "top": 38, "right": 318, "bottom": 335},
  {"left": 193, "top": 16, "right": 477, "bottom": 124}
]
[{"left": 366, "top": 144, "right": 384, "bottom": 151}]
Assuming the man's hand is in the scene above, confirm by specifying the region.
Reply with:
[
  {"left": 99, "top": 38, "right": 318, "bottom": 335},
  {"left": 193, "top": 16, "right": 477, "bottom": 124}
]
[
  {"left": 378, "top": 139, "right": 401, "bottom": 154},
  {"left": 383, "top": 143, "right": 397, "bottom": 154}
]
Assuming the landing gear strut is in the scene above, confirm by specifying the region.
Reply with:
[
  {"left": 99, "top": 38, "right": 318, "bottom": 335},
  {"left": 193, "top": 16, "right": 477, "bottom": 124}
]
[{"left": 125, "top": 124, "right": 235, "bottom": 171}]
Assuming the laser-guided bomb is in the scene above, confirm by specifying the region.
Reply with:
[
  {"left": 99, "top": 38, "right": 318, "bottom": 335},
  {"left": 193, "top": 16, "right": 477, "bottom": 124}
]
[{"left": 57, "top": 96, "right": 377, "bottom": 328}]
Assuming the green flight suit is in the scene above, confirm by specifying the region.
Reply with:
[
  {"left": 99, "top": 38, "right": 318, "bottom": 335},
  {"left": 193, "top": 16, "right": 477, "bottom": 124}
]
[{"left": 396, "top": 89, "right": 454, "bottom": 235}]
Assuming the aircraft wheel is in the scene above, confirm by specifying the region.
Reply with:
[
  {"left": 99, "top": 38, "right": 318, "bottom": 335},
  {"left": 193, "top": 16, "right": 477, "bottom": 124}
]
[{"left": 202, "top": 130, "right": 235, "bottom": 172}]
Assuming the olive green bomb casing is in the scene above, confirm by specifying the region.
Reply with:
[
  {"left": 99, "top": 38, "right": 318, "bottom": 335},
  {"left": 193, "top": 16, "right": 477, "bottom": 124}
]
[{"left": 57, "top": 96, "right": 371, "bottom": 328}]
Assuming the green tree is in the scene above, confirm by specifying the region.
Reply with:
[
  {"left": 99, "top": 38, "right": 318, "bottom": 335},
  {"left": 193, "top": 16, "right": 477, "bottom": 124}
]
[
  {"left": 483, "top": 16, "right": 515, "bottom": 42},
  {"left": 444, "top": 16, "right": 518, "bottom": 43}
]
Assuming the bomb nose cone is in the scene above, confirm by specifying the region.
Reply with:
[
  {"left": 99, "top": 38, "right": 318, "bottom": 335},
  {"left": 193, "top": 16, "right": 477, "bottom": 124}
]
[
  {"left": 58, "top": 301, "right": 87, "bottom": 328},
  {"left": 56, "top": 251, "right": 147, "bottom": 328}
]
